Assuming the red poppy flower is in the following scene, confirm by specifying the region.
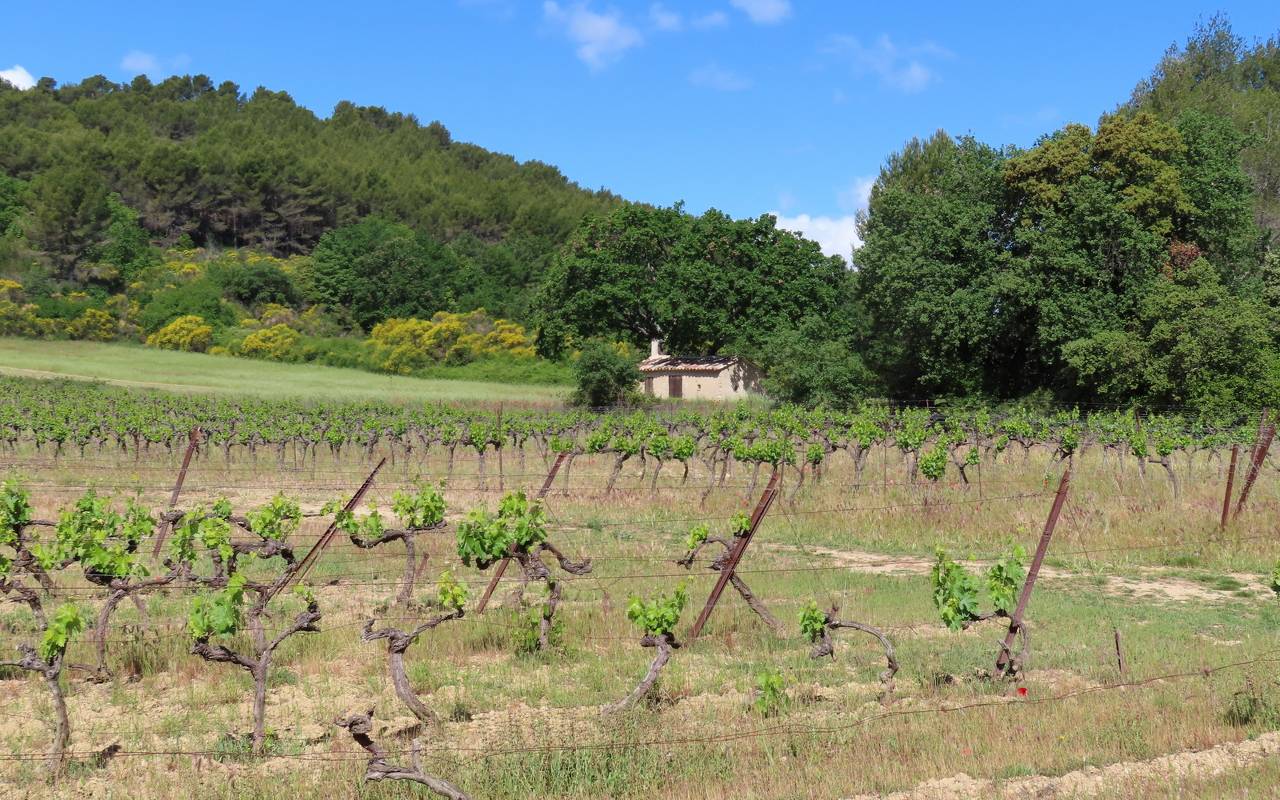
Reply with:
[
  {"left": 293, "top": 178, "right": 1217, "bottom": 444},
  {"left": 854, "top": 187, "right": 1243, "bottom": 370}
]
[{"left": 1017, "top": 687, "right": 1028, "bottom": 697}]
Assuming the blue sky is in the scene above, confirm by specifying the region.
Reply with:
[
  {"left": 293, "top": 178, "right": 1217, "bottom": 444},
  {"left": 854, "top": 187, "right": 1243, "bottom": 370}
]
[{"left": 3, "top": 1, "right": 1276, "bottom": 258}]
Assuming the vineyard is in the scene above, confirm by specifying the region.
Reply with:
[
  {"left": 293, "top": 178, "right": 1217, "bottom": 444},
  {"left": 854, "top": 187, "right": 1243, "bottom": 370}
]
[{"left": 2, "top": 376, "right": 1280, "bottom": 799}]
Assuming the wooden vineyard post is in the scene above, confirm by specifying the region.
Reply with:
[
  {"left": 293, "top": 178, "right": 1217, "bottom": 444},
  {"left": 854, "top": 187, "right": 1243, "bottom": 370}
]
[
  {"left": 272, "top": 457, "right": 386, "bottom": 600},
  {"left": 995, "top": 467, "right": 1071, "bottom": 675},
  {"left": 474, "top": 451, "right": 568, "bottom": 614},
  {"left": 151, "top": 426, "right": 202, "bottom": 557},
  {"left": 1219, "top": 444, "right": 1239, "bottom": 531},
  {"left": 687, "top": 466, "right": 782, "bottom": 641},
  {"left": 1232, "top": 410, "right": 1275, "bottom": 523}
]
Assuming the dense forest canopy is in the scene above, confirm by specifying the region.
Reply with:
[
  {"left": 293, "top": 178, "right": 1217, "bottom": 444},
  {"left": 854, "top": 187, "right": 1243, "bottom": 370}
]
[
  {"left": 1127, "top": 15, "right": 1280, "bottom": 234},
  {"left": 852, "top": 18, "right": 1280, "bottom": 412},
  {"left": 0, "top": 72, "right": 619, "bottom": 319},
  {"left": 0, "top": 16, "right": 1277, "bottom": 411}
]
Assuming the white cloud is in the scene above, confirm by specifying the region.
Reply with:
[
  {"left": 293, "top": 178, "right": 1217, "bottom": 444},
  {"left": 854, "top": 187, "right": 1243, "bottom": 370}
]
[
  {"left": 730, "top": 0, "right": 791, "bottom": 25},
  {"left": 771, "top": 176, "right": 875, "bottom": 260},
  {"left": 771, "top": 212, "right": 861, "bottom": 259},
  {"left": 691, "top": 10, "right": 729, "bottom": 28},
  {"left": 543, "top": 2, "right": 642, "bottom": 70},
  {"left": 823, "top": 34, "right": 948, "bottom": 93},
  {"left": 649, "top": 3, "right": 681, "bottom": 31},
  {"left": 688, "top": 63, "right": 750, "bottom": 91},
  {"left": 0, "top": 64, "right": 35, "bottom": 90},
  {"left": 837, "top": 176, "right": 875, "bottom": 214},
  {"left": 121, "top": 50, "right": 159, "bottom": 74}
]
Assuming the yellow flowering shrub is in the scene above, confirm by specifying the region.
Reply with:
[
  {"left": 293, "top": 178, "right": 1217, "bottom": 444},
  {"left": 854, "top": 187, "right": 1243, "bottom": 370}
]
[
  {"left": 240, "top": 324, "right": 300, "bottom": 361},
  {"left": 0, "top": 279, "right": 23, "bottom": 302},
  {"left": 257, "top": 303, "right": 297, "bottom": 328},
  {"left": 0, "top": 300, "right": 47, "bottom": 337},
  {"left": 297, "top": 305, "right": 342, "bottom": 336},
  {"left": 65, "top": 308, "right": 117, "bottom": 342},
  {"left": 366, "top": 309, "right": 535, "bottom": 374},
  {"left": 146, "top": 315, "right": 213, "bottom": 352}
]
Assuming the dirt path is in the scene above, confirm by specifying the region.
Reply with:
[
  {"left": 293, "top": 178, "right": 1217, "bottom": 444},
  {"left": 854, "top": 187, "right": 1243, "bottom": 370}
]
[
  {"left": 784, "top": 546, "right": 1266, "bottom": 605},
  {"left": 847, "top": 731, "right": 1280, "bottom": 799}
]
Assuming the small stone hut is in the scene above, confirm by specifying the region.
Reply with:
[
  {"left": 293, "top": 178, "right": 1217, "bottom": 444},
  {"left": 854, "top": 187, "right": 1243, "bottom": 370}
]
[{"left": 637, "top": 340, "right": 763, "bottom": 400}]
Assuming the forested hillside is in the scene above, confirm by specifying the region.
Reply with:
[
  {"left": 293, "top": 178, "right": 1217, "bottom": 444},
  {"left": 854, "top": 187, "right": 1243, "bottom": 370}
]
[
  {"left": 0, "top": 17, "right": 1277, "bottom": 411},
  {"left": 0, "top": 73, "right": 618, "bottom": 317}
]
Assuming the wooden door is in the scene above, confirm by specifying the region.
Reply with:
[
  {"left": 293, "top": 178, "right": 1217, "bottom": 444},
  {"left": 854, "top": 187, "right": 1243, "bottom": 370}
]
[{"left": 668, "top": 375, "right": 683, "bottom": 398}]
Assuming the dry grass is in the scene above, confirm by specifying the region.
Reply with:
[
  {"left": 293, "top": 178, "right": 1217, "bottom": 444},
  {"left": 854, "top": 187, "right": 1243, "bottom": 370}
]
[{"left": 1, "top": 442, "right": 1278, "bottom": 798}]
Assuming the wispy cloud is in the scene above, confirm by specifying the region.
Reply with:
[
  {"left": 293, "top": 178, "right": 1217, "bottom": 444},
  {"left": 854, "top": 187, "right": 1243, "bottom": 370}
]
[
  {"left": 689, "top": 63, "right": 750, "bottom": 91},
  {"left": 823, "top": 34, "right": 949, "bottom": 93},
  {"left": 649, "top": 3, "right": 682, "bottom": 31},
  {"left": 543, "top": 2, "right": 642, "bottom": 70},
  {"left": 837, "top": 176, "right": 875, "bottom": 214},
  {"left": 1001, "top": 105, "right": 1062, "bottom": 128},
  {"left": 730, "top": 0, "right": 791, "bottom": 25},
  {"left": 121, "top": 50, "right": 159, "bottom": 74},
  {"left": 0, "top": 65, "right": 35, "bottom": 90},
  {"left": 691, "top": 10, "right": 729, "bottom": 29}
]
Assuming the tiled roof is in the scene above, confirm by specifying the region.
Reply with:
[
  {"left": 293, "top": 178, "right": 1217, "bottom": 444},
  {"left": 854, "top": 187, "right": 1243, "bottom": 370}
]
[{"left": 638, "top": 355, "right": 739, "bottom": 374}]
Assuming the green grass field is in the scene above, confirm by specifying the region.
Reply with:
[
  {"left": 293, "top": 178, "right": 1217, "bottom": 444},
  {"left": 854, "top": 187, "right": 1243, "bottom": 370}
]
[{"left": 0, "top": 338, "right": 568, "bottom": 404}]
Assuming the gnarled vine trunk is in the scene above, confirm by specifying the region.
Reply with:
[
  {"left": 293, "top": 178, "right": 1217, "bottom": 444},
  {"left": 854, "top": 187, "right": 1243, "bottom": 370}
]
[
  {"left": 602, "top": 633, "right": 676, "bottom": 715},
  {"left": 361, "top": 609, "right": 464, "bottom": 725},
  {"left": 810, "top": 609, "right": 897, "bottom": 703},
  {"left": 336, "top": 710, "right": 470, "bottom": 800},
  {"left": 191, "top": 595, "right": 322, "bottom": 755}
]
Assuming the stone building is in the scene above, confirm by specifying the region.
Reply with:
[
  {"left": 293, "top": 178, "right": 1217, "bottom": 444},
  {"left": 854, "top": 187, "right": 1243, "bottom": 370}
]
[{"left": 637, "top": 340, "right": 764, "bottom": 400}]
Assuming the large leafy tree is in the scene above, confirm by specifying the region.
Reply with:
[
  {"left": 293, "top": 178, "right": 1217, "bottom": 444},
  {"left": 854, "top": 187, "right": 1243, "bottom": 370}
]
[
  {"left": 1128, "top": 16, "right": 1280, "bottom": 236},
  {"left": 758, "top": 316, "right": 875, "bottom": 408},
  {"left": 1002, "top": 113, "right": 1186, "bottom": 390},
  {"left": 1171, "top": 110, "right": 1260, "bottom": 277},
  {"left": 304, "top": 217, "right": 461, "bottom": 331},
  {"left": 854, "top": 131, "right": 1022, "bottom": 397},
  {"left": 1062, "top": 258, "right": 1279, "bottom": 410},
  {"left": 22, "top": 164, "right": 111, "bottom": 279},
  {"left": 534, "top": 203, "right": 852, "bottom": 358},
  {"left": 856, "top": 108, "right": 1265, "bottom": 406},
  {"left": 1006, "top": 110, "right": 1260, "bottom": 396}
]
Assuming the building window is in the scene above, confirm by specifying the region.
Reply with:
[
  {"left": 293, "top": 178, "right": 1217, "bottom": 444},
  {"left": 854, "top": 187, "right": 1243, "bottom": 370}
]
[{"left": 669, "top": 375, "right": 682, "bottom": 398}]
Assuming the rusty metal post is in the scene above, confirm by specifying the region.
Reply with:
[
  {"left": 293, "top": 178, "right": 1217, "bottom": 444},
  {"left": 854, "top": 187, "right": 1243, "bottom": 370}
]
[
  {"left": 495, "top": 404, "right": 505, "bottom": 493},
  {"left": 995, "top": 467, "right": 1071, "bottom": 674},
  {"left": 276, "top": 457, "right": 386, "bottom": 599},
  {"left": 151, "top": 427, "right": 202, "bottom": 557},
  {"left": 1232, "top": 412, "right": 1274, "bottom": 522},
  {"left": 1113, "top": 628, "right": 1126, "bottom": 676},
  {"left": 687, "top": 466, "right": 782, "bottom": 641},
  {"left": 1219, "top": 444, "right": 1239, "bottom": 531},
  {"left": 474, "top": 451, "right": 568, "bottom": 614}
]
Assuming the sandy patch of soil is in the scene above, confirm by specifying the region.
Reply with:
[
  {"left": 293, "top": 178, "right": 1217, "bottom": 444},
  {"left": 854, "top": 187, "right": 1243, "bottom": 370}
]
[
  {"left": 785, "top": 545, "right": 1266, "bottom": 605},
  {"left": 846, "top": 730, "right": 1280, "bottom": 799}
]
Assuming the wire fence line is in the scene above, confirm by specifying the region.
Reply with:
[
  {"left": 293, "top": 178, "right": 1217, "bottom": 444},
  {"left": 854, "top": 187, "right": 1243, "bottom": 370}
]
[{"left": 0, "top": 651, "right": 1276, "bottom": 765}]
